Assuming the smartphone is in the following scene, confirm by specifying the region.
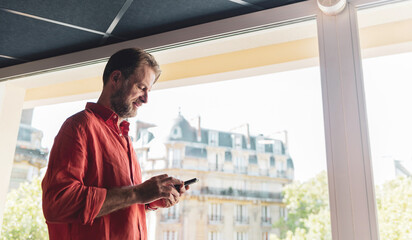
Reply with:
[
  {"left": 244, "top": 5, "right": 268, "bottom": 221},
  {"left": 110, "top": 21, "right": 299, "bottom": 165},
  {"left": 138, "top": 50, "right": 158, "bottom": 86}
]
[
  {"left": 183, "top": 178, "right": 199, "bottom": 186},
  {"left": 175, "top": 178, "right": 199, "bottom": 190}
]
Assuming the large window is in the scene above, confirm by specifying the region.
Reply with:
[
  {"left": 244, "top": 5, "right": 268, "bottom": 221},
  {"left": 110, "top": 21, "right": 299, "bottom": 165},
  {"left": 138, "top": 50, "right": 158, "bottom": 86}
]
[
  {"left": 16, "top": 18, "right": 331, "bottom": 240},
  {"left": 358, "top": 1, "right": 412, "bottom": 239},
  {"left": 3, "top": 0, "right": 411, "bottom": 238},
  {"left": 261, "top": 205, "right": 271, "bottom": 225},
  {"left": 4, "top": 0, "right": 374, "bottom": 239},
  {"left": 235, "top": 204, "right": 248, "bottom": 224},
  {"left": 209, "top": 203, "right": 222, "bottom": 223},
  {"left": 135, "top": 58, "right": 329, "bottom": 239}
]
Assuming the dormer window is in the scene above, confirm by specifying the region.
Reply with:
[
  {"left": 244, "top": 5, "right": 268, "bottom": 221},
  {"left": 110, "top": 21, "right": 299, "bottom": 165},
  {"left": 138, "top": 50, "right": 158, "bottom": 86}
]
[
  {"left": 140, "top": 130, "right": 149, "bottom": 144},
  {"left": 256, "top": 137, "right": 265, "bottom": 153},
  {"left": 273, "top": 140, "right": 283, "bottom": 155},
  {"left": 233, "top": 135, "right": 242, "bottom": 149},
  {"left": 171, "top": 127, "right": 182, "bottom": 139},
  {"left": 209, "top": 131, "right": 218, "bottom": 146}
]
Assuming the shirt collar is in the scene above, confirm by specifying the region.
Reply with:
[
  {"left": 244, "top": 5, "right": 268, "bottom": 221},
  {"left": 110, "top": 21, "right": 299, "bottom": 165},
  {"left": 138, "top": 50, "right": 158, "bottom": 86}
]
[
  {"left": 86, "top": 102, "right": 116, "bottom": 121},
  {"left": 86, "top": 102, "right": 130, "bottom": 136}
]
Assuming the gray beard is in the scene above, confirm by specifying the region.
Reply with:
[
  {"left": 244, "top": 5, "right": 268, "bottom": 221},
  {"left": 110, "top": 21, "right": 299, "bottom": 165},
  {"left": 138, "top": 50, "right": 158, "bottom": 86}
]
[{"left": 110, "top": 86, "right": 133, "bottom": 119}]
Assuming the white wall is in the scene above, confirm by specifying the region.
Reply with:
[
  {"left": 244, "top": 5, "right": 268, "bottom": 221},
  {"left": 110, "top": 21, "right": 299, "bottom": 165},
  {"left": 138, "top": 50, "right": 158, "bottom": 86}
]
[{"left": 0, "top": 82, "right": 25, "bottom": 230}]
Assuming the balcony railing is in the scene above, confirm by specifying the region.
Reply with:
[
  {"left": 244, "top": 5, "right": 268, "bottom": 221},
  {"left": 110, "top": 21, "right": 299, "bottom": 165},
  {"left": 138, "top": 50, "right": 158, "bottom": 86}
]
[
  {"left": 268, "top": 169, "right": 293, "bottom": 179},
  {"left": 234, "top": 166, "right": 248, "bottom": 174},
  {"left": 234, "top": 216, "right": 249, "bottom": 225},
  {"left": 208, "top": 215, "right": 224, "bottom": 224},
  {"left": 208, "top": 163, "right": 224, "bottom": 172},
  {"left": 261, "top": 217, "right": 272, "bottom": 225},
  {"left": 259, "top": 169, "right": 270, "bottom": 176},
  {"left": 277, "top": 170, "right": 287, "bottom": 178},
  {"left": 199, "top": 187, "right": 282, "bottom": 201}
]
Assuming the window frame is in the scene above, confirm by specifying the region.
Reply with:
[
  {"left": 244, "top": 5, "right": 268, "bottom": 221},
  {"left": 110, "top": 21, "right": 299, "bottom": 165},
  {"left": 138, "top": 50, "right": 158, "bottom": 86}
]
[{"left": 1, "top": 0, "right": 400, "bottom": 239}]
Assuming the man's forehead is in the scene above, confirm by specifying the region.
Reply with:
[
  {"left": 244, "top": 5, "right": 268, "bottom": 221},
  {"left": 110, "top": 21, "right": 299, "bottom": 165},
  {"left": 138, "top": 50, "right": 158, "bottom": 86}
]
[{"left": 131, "top": 66, "right": 156, "bottom": 85}]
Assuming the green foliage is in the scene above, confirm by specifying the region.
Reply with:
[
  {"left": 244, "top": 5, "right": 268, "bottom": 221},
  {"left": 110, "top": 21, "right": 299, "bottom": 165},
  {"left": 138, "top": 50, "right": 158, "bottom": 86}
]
[
  {"left": 275, "top": 171, "right": 412, "bottom": 240},
  {"left": 1, "top": 177, "right": 48, "bottom": 240},
  {"left": 376, "top": 176, "right": 412, "bottom": 240},
  {"left": 274, "top": 171, "right": 331, "bottom": 240}
]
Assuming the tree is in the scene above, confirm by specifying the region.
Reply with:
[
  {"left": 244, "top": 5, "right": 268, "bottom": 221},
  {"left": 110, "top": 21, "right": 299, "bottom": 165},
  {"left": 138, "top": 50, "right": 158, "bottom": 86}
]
[
  {"left": 274, "top": 171, "right": 331, "bottom": 240},
  {"left": 376, "top": 176, "right": 412, "bottom": 240},
  {"left": 274, "top": 171, "right": 412, "bottom": 240},
  {"left": 1, "top": 176, "right": 48, "bottom": 240}
]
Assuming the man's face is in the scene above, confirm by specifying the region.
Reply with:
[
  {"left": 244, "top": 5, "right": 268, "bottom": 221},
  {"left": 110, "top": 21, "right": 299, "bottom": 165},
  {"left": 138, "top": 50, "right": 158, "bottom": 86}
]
[{"left": 110, "top": 65, "right": 156, "bottom": 119}]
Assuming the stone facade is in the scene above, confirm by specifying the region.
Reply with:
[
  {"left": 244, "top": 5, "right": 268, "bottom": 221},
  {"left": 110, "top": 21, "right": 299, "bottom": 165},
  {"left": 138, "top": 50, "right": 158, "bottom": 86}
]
[{"left": 135, "top": 114, "right": 294, "bottom": 240}]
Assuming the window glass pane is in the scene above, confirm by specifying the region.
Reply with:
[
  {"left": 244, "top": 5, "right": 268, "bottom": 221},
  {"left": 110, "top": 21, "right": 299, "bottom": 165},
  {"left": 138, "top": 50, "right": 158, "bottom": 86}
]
[
  {"left": 358, "top": 1, "right": 412, "bottom": 239},
  {"left": 132, "top": 20, "right": 330, "bottom": 240},
  {"left": 4, "top": 19, "right": 330, "bottom": 240}
]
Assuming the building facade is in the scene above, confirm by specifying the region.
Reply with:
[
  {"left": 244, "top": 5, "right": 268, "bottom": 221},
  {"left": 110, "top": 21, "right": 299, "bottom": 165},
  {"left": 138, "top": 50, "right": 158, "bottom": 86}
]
[
  {"left": 134, "top": 114, "right": 294, "bottom": 240},
  {"left": 9, "top": 123, "right": 48, "bottom": 190},
  {"left": 8, "top": 109, "right": 48, "bottom": 191}
]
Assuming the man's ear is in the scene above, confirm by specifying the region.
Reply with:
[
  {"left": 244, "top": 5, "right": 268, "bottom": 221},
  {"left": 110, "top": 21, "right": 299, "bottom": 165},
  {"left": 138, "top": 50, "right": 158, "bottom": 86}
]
[{"left": 110, "top": 70, "right": 122, "bottom": 86}]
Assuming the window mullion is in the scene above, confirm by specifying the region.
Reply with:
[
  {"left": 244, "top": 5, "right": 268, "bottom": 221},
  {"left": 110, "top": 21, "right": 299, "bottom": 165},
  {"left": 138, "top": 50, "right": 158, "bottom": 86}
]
[{"left": 316, "top": 3, "right": 379, "bottom": 240}]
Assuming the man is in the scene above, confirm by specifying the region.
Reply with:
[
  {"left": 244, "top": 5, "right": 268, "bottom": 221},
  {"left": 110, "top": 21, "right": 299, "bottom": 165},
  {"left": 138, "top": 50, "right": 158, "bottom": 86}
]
[{"left": 42, "top": 48, "right": 187, "bottom": 240}]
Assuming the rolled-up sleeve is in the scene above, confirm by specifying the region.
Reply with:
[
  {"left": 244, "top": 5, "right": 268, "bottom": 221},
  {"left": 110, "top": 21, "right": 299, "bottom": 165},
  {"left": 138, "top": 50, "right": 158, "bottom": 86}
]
[{"left": 42, "top": 118, "right": 106, "bottom": 225}]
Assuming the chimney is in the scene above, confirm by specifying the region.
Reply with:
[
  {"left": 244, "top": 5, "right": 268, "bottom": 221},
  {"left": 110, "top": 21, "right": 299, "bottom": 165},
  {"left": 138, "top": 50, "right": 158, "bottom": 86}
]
[
  {"left": 197, "top": 116, "right": 201, "bottom": 142},
  {"left": 246, "top": 123, "right": 251, "bottom": 149},
  {"left": 284, "top": 130, "right": 289, "bottom": 155}
]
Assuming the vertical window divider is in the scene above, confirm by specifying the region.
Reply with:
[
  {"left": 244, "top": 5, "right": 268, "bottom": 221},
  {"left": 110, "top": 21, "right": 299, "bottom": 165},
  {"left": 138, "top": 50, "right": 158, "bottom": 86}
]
[{"left": 316, "top": 2, "right": 379, "bottom": 239}]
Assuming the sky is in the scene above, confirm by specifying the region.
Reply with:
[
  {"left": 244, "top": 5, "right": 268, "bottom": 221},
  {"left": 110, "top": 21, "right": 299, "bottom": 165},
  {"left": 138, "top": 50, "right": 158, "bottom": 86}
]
[
  {"left": 362, "top": 52, "right": 412, "bottom": 184},
  {"left": 31, "top": 51, "right": 412, "bottom": 184}
]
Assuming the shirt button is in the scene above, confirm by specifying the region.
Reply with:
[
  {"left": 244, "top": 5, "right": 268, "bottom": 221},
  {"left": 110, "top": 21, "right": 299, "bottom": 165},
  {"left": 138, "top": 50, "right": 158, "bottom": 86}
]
[
  {"left": 119, "top": 133, "right": 122, "bottom": 137},
  {"left": 114, "top": 115, "right": 117, "bottom": 119}
]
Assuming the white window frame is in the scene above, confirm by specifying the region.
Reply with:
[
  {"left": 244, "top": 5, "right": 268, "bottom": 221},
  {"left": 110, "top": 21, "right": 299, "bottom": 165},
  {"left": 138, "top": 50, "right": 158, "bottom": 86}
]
[
  {"left": 209, "top": 203, "right": 222, "bottom": 221},
  {"left": 163, "top": 204, "right": 179, "bottom": 220},
  {"left": 273, "top": 140, "right": 283, "bottom": 155},
  {"left": 234, "top": 135, "right": 242, "bottom": 149},
  {"left": 163, "top": 231, "right": 178, "bottom": 240},
  {"left": 209, "top": 231, "right": 221, "bottom": 240},
  {"left": 261, "top": 205, "right": 271, "bottom": 221},
  {"left": 256, "top": 136, "right": 265, "bottom": 153},
  {"left": 209, "top": 131, "right": 219, "bottom": 146},
  {"left": 0, "top": 0, "right": 393, "bottom": 238},
  {"left": 235, "top": 231, "right": 248, "bottom": 240},
  {"left": 235, "top": 204, "right": 248, "bottom": 223},
  {"left": 168, "top": 148, "right": 181, "bottom": 168}
]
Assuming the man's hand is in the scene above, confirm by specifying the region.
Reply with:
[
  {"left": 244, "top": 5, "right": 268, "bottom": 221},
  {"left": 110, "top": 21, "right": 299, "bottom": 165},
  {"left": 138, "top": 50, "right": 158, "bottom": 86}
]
[
  {"left": 134, "top": 174, "right": 185, "bottom": 205},
  {"left": 150, "top": 184, "right": 190, "bottom": 209},
  {"left": 97, "top": 174, "right": 187, "bottom": 217}
]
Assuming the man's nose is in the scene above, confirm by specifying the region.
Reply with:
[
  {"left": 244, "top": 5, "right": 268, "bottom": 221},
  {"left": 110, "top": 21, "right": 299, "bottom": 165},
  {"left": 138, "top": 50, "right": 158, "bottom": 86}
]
[{"left": 139, "top": 92, "right": 148, "bottom": 103}]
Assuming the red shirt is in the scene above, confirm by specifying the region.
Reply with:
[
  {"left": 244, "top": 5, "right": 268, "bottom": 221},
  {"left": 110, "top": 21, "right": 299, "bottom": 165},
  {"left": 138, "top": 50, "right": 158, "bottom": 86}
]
[{"left": 42, "top": 102, "right": 147, "bottom": 240}]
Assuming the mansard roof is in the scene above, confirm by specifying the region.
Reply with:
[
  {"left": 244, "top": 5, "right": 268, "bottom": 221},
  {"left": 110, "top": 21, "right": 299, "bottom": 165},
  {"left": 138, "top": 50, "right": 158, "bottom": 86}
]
[{"left": 165, "top": 114, "right": 286, "bottom": 154}]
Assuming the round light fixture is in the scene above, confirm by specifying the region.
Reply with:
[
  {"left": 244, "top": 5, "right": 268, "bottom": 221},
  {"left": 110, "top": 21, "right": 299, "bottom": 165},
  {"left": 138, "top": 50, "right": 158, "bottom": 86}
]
[{"left": 317, "top": 0, "right": 347, "bottom": 15}]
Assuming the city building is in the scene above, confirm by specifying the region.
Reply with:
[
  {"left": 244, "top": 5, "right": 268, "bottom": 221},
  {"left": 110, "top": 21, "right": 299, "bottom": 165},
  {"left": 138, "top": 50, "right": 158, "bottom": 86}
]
[
  {"left": 134, "top": 114, "right": 294, "bottom": 240},
  {"left": 8, "top": 110, "right": 48, "bottom": 191},
  {"left": 1, "top": 0, "right": 409, "bottom": 237},
  {"left": 373, "top": 156, "right": 412, "bottom": 185}
]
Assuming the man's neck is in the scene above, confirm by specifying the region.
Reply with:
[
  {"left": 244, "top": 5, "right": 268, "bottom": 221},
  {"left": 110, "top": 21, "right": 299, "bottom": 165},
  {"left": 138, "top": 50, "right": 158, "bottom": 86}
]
[{"left": 96, "top": 97, "right": 123, "bottom": 127}]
